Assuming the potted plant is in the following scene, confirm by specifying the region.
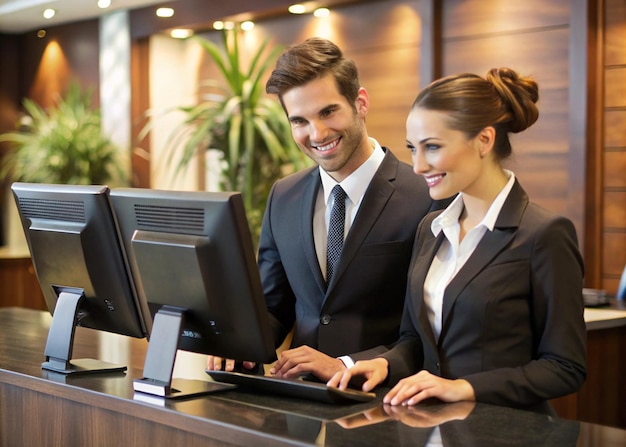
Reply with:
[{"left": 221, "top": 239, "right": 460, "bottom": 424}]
[
  {"left": 151, "top": 29, "right": 311, "bottom": 244},
  {"left": 0, "top": 81, "right": 125, "bottom": 186}
]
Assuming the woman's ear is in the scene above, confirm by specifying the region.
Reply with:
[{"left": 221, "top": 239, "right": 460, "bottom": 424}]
[{"left": 477, "top": 126, "right": 496, "bottom": 158}]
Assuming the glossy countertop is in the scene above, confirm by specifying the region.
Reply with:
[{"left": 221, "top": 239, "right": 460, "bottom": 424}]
[{"left": 1, "top": 307, "right": 625, "bottom": 446}]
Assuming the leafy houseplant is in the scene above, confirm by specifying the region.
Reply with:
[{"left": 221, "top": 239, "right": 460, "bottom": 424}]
[
  {"left": 0, "top": 82, "right": 124, "bottom": 186},
  {"left": 156, "top": 29, "right": 311, "bottom": 244}
]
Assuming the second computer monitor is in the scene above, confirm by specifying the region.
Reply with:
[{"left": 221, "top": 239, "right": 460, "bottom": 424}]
[{"left": 110, "top": 188, "right": 276, "bottom": 397}]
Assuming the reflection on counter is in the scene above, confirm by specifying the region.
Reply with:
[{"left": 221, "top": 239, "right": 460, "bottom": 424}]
[
  {"left": 198, "top": 389, "right": 625, "bottom": 447},
  {"left": 328, "top": 401, "right": 581, "bottom": 447}
]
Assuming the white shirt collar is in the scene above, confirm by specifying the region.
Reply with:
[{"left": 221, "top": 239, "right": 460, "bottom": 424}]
[
  {"left": 319, "top": 137, "right": 385, "bottom": 206},
  {"left": 431, "top": 170, "right": 516, "bottom": 236}
]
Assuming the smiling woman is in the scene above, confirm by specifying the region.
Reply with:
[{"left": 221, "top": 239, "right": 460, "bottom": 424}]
[{"left": 329, "top": 68, "right": 587, "bottom": 416}]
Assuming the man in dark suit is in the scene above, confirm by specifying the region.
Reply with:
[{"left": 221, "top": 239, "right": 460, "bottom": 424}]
[{"left": 208, "top": 38, "right": 447, "bottom": 381}]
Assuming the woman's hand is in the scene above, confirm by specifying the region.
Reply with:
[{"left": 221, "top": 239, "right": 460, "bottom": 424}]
[
  {"left": 383, "top": 400, "right": 475, "bottom": 427},
  {"left": 383, "top": 370, "right": 475, "bottom": 406},
  {"left": 326, "top": 358, "right": 389, "bottom": 392}
]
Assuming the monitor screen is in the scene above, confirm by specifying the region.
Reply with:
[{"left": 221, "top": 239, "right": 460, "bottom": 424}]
[
  {"left": 110, "top": 188, "right": 276, "bottom": 398},
  {"left": 11, "top": 182, "right": 151, "bottom": 375}
]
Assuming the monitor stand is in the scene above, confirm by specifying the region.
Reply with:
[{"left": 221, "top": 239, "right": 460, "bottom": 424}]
[
  {"left": 42, "top": 290, "right": 127, "bottom": 375},
  {"left": 133, "top": 306, "right": 235, "bottom": 399}
]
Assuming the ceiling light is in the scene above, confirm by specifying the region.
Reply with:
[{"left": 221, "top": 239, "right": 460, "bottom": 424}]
[
  {"left": 37, "top": 29, "right": 46, "bottom": 38},
  {"left": 43, "top": 8, "right": 55, "bottom": 19},
  {"left": 156, "top": 7, "right": 174, "bottom": 18},
  {"left": 240, "top": 21, "right": 254, "bottom": 31},
  {"left": 314, "top": 8, "right": 330, "bottom": 18},
  {"left": 170, "top": 29, "right": 193, "bottom": 39},
  {"left": 288, "top": 4, "right": 306, "bottom": 14},
  {"left": 223, "top": 21, "right": 235, "bottom": 30},
  {"left": 97, "top": 0, "right": 111, "bottom": 9},
  {"left": 213, "top": 21, "right": 224, "bottom": 30}
]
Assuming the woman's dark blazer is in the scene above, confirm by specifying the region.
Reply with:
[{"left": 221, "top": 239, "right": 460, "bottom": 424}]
[
  {"left": 381, "top": 180, "right": 587, "bottom": 412},
  {"left": 257, "top": 148, "right": 443, "bottom": 359}
]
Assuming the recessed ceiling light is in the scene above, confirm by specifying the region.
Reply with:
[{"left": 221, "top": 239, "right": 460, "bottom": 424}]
[
  {"left": 156, "top": 7, "right": 174, "bottom": 18},
  {"left": 213, "top": 21, "right": 224, "bottom": 30},
  {"left": 288, "top": 4, "right": 306, "bottom": 14},
  {"left": 170, "top": 29, "right": 193, "bottom": 39},
  {"left": 241, "top": 21, "right": 254, "bottom": 31},
  {"left": 97, "top": 0, "right": 111, "bottom": 9},
  {"left": 43, "top": 8, "right": 55, "bottom": 19},
  {"left": 314, "top": 8, "right": 330, "bottom": 18}
]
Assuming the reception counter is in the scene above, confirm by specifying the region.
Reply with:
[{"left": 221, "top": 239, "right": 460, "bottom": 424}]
[
  {"left": 1, "top": 307, "right": 625, "bottom": 446},
  {"left": 549, "top": 301, "right": 626, "bottom": 428}
]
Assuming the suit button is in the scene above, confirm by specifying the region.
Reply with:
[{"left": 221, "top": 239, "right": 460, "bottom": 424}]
[{"left": 320, "top": 314, "right": 331, "bottom": 325}]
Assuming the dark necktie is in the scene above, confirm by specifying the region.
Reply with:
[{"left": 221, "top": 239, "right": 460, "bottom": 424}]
[{"left": 326, "top": 185, "right": 347, "bottom": 285}]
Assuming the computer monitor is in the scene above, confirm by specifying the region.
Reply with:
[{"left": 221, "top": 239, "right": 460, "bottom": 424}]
[
  {"left": 11, "top": 182, "right": 152, "bottom": 375},
  {"left": 110, "top": 188, "right": 277, "bottom": 398}
]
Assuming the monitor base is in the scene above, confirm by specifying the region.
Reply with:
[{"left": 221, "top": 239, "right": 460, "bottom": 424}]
[
  {"left": 133, "top": 377, "right": 236, "bottom": 399},
  {"left": 42, "top": 358, "right": 127, "bottom": 375}
]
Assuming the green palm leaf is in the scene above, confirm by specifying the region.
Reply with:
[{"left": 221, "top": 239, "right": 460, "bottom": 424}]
[{"left": 146, "top": 28, "right": 313, "bottom": 246}]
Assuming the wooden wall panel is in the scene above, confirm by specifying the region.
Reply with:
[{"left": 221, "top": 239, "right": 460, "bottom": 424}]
[
  {"left": 19, "top": 20, "right": 100, "bottom": 109},
  {"left": 442, "top": 0, "right": 571, "bottom": 38},
  {"left": 507, "top": 153, "right": 569, "bottom": 216},
  {"left": 604, "top": 191, "right": 626, "bottom": 228},
  {"left": 602, "top": 232, "right": 626, "bottom": 276},
  {"left": 604, "top": 111, "right": 626, "bottom": 147},
  {"left": 601, "top": 0, "right": 626, "bottom": 294},
  {"left": 605, "top": 151, "right": 626, "bottom": 188},
  {"left": 441, "top": 22, "right": 573, "bottom": 221},
  {"left": 0, "top": 256, "right": 46, "bottom": 310},
  {"left": 442, "top": 29, "right": 570, "bottom": 89},
  {"left": 130, "top": 37, "right": 151, "bottom": 188},
  {"left": 604, "top": 67, "right": 626, "bottom": 108},
  {"left": 605, "top": 0, "right": 626, "bottom": 65},
  {"left": 352, "top": 45, "right": 420, "bottom": 165}
]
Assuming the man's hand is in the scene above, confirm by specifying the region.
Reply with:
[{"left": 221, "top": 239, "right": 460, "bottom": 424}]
[
  {"left": 327, "top": 357, "right": 389, "bottom": 392},
  {"left": 269, "top": 345, "right": 347, "bottom": 382},
  {"left": 206, "top": 356, "right": 256, "bottom": 372}
]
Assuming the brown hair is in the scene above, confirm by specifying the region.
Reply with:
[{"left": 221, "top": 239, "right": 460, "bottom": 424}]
[
  {"left": 265, "top": 37, "right": 360, "bottom": 110},
  {"left": 412, "top": 67, "right": 539, "bottom": 160}
]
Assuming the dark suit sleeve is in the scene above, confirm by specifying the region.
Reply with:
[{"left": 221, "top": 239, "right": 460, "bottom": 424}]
[
  {"left": 257, "top": 182, "right": 296, "bottom": 348},
  {"left": 464, "top": 215, "right": 587, "bottom": 407},
  {"left": 377, "top": 214, "right": 432, "bottom": 384}
]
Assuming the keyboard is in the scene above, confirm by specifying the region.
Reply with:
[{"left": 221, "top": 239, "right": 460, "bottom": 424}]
[{"left": 206, "top": 370, "right": 376, "bottom": 405}]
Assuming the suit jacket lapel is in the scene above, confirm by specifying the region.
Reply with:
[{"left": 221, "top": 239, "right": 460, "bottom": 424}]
[
  {"left": 413, "top": 229, "right": 446, "bottom": 350},
  {"left": 325, "top": 150, "right": 397, "bottom": 293},
  {"left": 301, "top": 170, "right": 326, "bottom": 293},
  {"left": 439, "top": 181, "right": 529, "bottom": 339}
]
